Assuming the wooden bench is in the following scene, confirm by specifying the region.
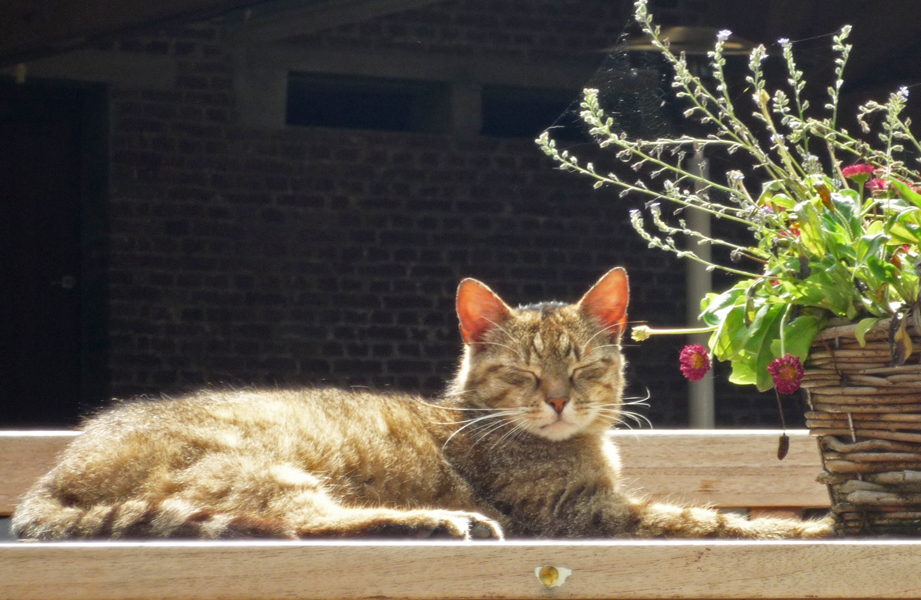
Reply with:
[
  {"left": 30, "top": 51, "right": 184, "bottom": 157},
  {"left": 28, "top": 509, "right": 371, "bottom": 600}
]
[{"left": 4, "top": 429, "right": 921, "bottom": 599}]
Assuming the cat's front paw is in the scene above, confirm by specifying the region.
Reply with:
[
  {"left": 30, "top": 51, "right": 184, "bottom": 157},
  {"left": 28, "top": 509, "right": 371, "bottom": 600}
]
[{"left": 378, "top": 509, "right": 504, "bottom": 540}]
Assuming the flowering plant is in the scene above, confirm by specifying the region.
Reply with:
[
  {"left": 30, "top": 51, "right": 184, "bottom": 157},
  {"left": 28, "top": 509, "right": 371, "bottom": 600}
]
[{"left": 537, "top": 0, "right": 921, "bottom": 394}]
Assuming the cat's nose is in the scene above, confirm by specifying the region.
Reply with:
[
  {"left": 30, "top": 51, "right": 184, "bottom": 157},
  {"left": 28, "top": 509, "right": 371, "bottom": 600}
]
[{"left": 547, "top": 397, "right": 569, "bottom": 414}]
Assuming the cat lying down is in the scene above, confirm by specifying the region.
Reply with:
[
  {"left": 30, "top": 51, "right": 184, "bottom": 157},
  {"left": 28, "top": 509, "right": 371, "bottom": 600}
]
[{"left": 13, "top": 268, "right": 831, "bottom": 540}]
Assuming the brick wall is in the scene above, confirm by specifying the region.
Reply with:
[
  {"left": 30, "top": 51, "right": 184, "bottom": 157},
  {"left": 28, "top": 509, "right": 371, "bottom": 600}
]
[{"left": 98, "top": 0, "right": 783, "bottom": 428}]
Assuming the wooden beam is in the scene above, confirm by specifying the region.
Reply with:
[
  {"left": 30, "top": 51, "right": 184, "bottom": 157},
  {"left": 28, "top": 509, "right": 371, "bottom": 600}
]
[
  {"left": 230, "top": 0, "right": 445, "bottom": 45},
  {"left": 0, "top": 430, "right": 828, "bottom": 516},
  {"left": 4, "top": 539, "right": 921, "bottom": 599},
  {"left": 0, "top": 0, "right": 257, "bottom": 65},
  {"left": 614, "top": 430, "right": 828, "bottom": 509}
]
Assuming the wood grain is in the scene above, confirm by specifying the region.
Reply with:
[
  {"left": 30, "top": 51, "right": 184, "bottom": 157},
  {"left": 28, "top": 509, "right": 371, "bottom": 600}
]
[
  {"left": 3, "top": 539, "right": 921, "bottom": 600},
  {"left": 0, "top": 431, "right": 76, "bottom": 514},
  {"left": 0, "top": 430, "right": 851, "bottom": 600},
  {"left": 612, "top": 430, "right": 829, "bottom": 509},
  {"left": 0, "top": 430, "right": 828, "bottom": 515}
]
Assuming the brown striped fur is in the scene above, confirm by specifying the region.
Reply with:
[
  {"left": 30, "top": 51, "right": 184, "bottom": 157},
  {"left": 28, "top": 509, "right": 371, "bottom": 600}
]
[{"left": 12, "top": 268, "right": 831, "bottom": 540}]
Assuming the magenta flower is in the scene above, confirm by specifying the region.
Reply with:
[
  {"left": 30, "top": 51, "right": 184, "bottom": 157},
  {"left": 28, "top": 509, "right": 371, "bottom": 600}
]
[
  {"left": 767, "top": 354, "right": 805, "bottom": 394},
  {"left": 841, "top": 164, "right": 875, "bottom": 181},
  {"left": 866, "top": 178, "right": 889, "bottom": 192},
  {"left": 679, "top": 344, "right": 711, "bottom": 381}
]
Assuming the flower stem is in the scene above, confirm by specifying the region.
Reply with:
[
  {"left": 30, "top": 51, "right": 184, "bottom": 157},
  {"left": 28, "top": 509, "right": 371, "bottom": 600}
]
[{"left": 631, "top": 324, "right": 718, "bottom": 342}]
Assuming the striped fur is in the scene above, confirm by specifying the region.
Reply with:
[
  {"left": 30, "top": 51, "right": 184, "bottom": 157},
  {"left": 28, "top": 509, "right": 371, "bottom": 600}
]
[{"left": 12, "top": 269, "right": 831, "bottom": 540}]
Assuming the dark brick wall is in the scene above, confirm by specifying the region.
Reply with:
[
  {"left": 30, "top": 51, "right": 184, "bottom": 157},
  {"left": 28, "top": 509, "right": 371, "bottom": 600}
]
[{"left": 95, "top": 0, "right": 781, "bottom": 428}]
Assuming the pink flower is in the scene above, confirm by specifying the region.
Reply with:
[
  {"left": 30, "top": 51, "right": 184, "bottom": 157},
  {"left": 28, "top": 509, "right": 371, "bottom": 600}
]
[
  {"left": 866, "top": 178, "right": 889, "bottom": 191},
  {"left": 767, "top": 354, "right": 805, "bottom": 394},
  {"left": 841, "top": 164, "right": 875, "bottom": 180},
  {"left": 897, "top": 178, "right": 921, "bottom": 194},
  {"left": 679, "top": 344, "right": 711, "bottom": 381},
  {"left": 778, "top": 224, "right": 800, "bottom": 239}
]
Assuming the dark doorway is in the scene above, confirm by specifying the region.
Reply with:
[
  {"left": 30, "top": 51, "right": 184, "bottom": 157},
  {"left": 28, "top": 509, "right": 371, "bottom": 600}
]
[{"left": 0, "top": 80, "right": 108, "bottom": 428}]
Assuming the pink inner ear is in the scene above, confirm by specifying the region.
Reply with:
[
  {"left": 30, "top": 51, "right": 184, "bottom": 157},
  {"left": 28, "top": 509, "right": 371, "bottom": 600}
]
[
  {"left": 578, "top": 268, "right": 629, "bottom": 334},
  {"left": 456, "top": 279, "right": 512, "bottom": 344}
]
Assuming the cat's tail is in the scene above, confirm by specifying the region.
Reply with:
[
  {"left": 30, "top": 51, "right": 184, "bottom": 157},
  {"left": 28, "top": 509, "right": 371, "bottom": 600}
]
[
  {"left": 632, "top": 498, "right": 834, "bottom": 539},
  {"left": 12, "top": 484, "right": 297, "bottom": 540}
]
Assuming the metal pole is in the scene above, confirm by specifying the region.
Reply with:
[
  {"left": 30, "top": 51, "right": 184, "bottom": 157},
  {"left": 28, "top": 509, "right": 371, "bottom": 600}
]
[{"left": 687, "top": 150, "right": 714, "bottom": 428}]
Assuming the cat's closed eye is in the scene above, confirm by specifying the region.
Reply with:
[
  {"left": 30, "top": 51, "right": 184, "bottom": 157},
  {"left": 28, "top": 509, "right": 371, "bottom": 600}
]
[
  {"left": 571, "top": 363, "right": 607, "bottom": 382},
  {"left": 501, "top": 368, "right": 539, "bottom": 388}
]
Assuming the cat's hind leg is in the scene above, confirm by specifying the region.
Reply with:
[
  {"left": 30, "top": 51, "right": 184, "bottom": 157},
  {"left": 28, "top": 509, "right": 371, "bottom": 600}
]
[
  {"left": 16, "top": 451, "right": 503, "bottom": 540},
  {"left": 170, "top": 453, "right": 504, "bottom": 540},
  {"left": 294, "top": 505, "right": 503, "bottom": 540}
]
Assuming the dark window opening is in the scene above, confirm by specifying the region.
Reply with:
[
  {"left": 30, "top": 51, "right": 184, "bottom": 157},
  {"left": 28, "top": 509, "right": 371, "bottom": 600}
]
[
  {"left": 480, "top": 85, "right": 583, "bottom": 140},
  {"left": 286, "top": 73, "right": 450, "bottom": 133}
]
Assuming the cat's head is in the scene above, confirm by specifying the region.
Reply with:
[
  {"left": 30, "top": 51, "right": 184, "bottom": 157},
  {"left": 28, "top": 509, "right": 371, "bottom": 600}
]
[{"left": 451, "top": 268, "right": 629, "bottom": 442}]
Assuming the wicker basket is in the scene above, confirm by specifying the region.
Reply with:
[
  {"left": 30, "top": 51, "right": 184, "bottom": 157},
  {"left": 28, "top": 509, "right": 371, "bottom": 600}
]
[{"left": 803, "top": 317, "right": 921, "bottom": 536}]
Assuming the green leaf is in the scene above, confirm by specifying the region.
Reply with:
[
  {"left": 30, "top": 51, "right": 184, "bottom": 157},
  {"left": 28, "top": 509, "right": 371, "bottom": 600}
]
[
  {"left": 700, "top": 286, "right": 746, "bottom": 326},
  {"left": 795, "top": 201, "right": 826, "bottom": 256},
  {"left": 866, "top": 256, "right": 898, "bottom": 283},
  {"left": 856, "top": 231, "right": 887, "bottom": 264},
  {"left": 830, "top": 190, "right": 861, "bottom": 238},
  {"left": 728, "top": 358, "right": 757, "bottom": 387},
  {"left": 855, "top": 317, "right": 881, "bottom": 347},
  {"left": 769, "top": 314, "right": 824, "bottom": 360},
  {"left": 890, "top": 178, "right": 921, "bottom": 208},
  {"left": 889, "top": 216, "right": 921, "bottom": 245},
  {"left": 709, "top": 304, "right": 749, "bottom": 361},
  {"left": 743, "top": 303, "right": 786, "bottom": 391},
  {"left": 789, "top": 263, "right": 853, "bottom": 316},
  {"left": 758, "top": 181, "right": 796, "bottom": 210}
]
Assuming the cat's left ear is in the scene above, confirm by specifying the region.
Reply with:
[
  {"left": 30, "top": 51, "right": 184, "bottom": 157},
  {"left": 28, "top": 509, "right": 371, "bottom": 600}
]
[
  {"left": 577, "top": 267, "right": 629, "bottom": 337},
  {"left": 456, "top": 278, "right": 513, "bottom": 345}
]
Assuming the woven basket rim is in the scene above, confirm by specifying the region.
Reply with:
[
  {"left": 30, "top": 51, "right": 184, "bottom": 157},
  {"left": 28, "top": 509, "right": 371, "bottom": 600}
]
[{"left": 813, "top": 317, "right": 896, "bottom": 342}]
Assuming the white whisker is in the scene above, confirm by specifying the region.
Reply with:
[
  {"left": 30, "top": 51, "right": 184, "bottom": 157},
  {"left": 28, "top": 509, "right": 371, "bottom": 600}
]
[
  {"left": 489, "top": 417, "right": 530, "bottom": 450},
  {"left": 469, "top": 418, "right": 518, "bottom": 451},
  {"left": 580, "top": 323, "right": 623, "bottom": 356},
  {"left": 442, "top": 411, "right": 513, "bottom": 449},
  {"left": 622, "top": 389, "right": 652, "bottom": 405},
  {"left": 618, "top": 410, "right": 653, "bottom": 430}
]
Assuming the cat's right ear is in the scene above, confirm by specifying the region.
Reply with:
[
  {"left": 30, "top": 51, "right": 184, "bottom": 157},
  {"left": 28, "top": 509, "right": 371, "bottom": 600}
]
[{"left": 456, "top": 279, "right": 512, "bottom": 345}]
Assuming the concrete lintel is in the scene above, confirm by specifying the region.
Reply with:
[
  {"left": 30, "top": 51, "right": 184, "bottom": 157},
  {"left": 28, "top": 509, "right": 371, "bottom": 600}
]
[
  {"left": 251, "top": 45, "right": 599, "bottom": 91},
  {"left": 229, "top": 0, "right": 445, "bottom": 45},
  {"left": 1, "top": 49, "right": 177, "bottom": 90}
]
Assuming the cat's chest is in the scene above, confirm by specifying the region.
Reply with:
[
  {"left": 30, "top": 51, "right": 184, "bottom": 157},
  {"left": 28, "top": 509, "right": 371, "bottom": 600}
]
[{"left": 446, "top": 435, "right": 620, "bottom": 528}]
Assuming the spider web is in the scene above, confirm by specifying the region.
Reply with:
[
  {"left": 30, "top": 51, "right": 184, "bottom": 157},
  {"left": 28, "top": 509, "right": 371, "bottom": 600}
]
[{"left": 543, "top": 28, "right": 677, "bottom": 147}]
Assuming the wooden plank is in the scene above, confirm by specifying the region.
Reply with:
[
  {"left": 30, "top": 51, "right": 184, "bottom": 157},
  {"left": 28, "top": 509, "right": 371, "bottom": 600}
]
[
  {"left": 3, "top": 540, "right": 921, "bottom": 600},
  {"left": 0, "top": 430, "right": 828, "bottom": 516},
  {"left": 613, "top": 430, "right": 829, "bottom": 508},
  {"left": 0, "top": 431, "right": 76, "bottom": 515}
]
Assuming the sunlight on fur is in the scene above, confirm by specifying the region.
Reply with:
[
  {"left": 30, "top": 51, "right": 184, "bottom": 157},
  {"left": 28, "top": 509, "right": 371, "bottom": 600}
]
[{"left": 12, "top": 268, "right": 832, "bottom": 540}]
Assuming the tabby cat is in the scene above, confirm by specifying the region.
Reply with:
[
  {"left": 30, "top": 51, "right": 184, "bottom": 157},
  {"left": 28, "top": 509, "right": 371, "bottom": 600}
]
[{"left": 13, "top": 268, "right": 831, "bottom": 540}]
